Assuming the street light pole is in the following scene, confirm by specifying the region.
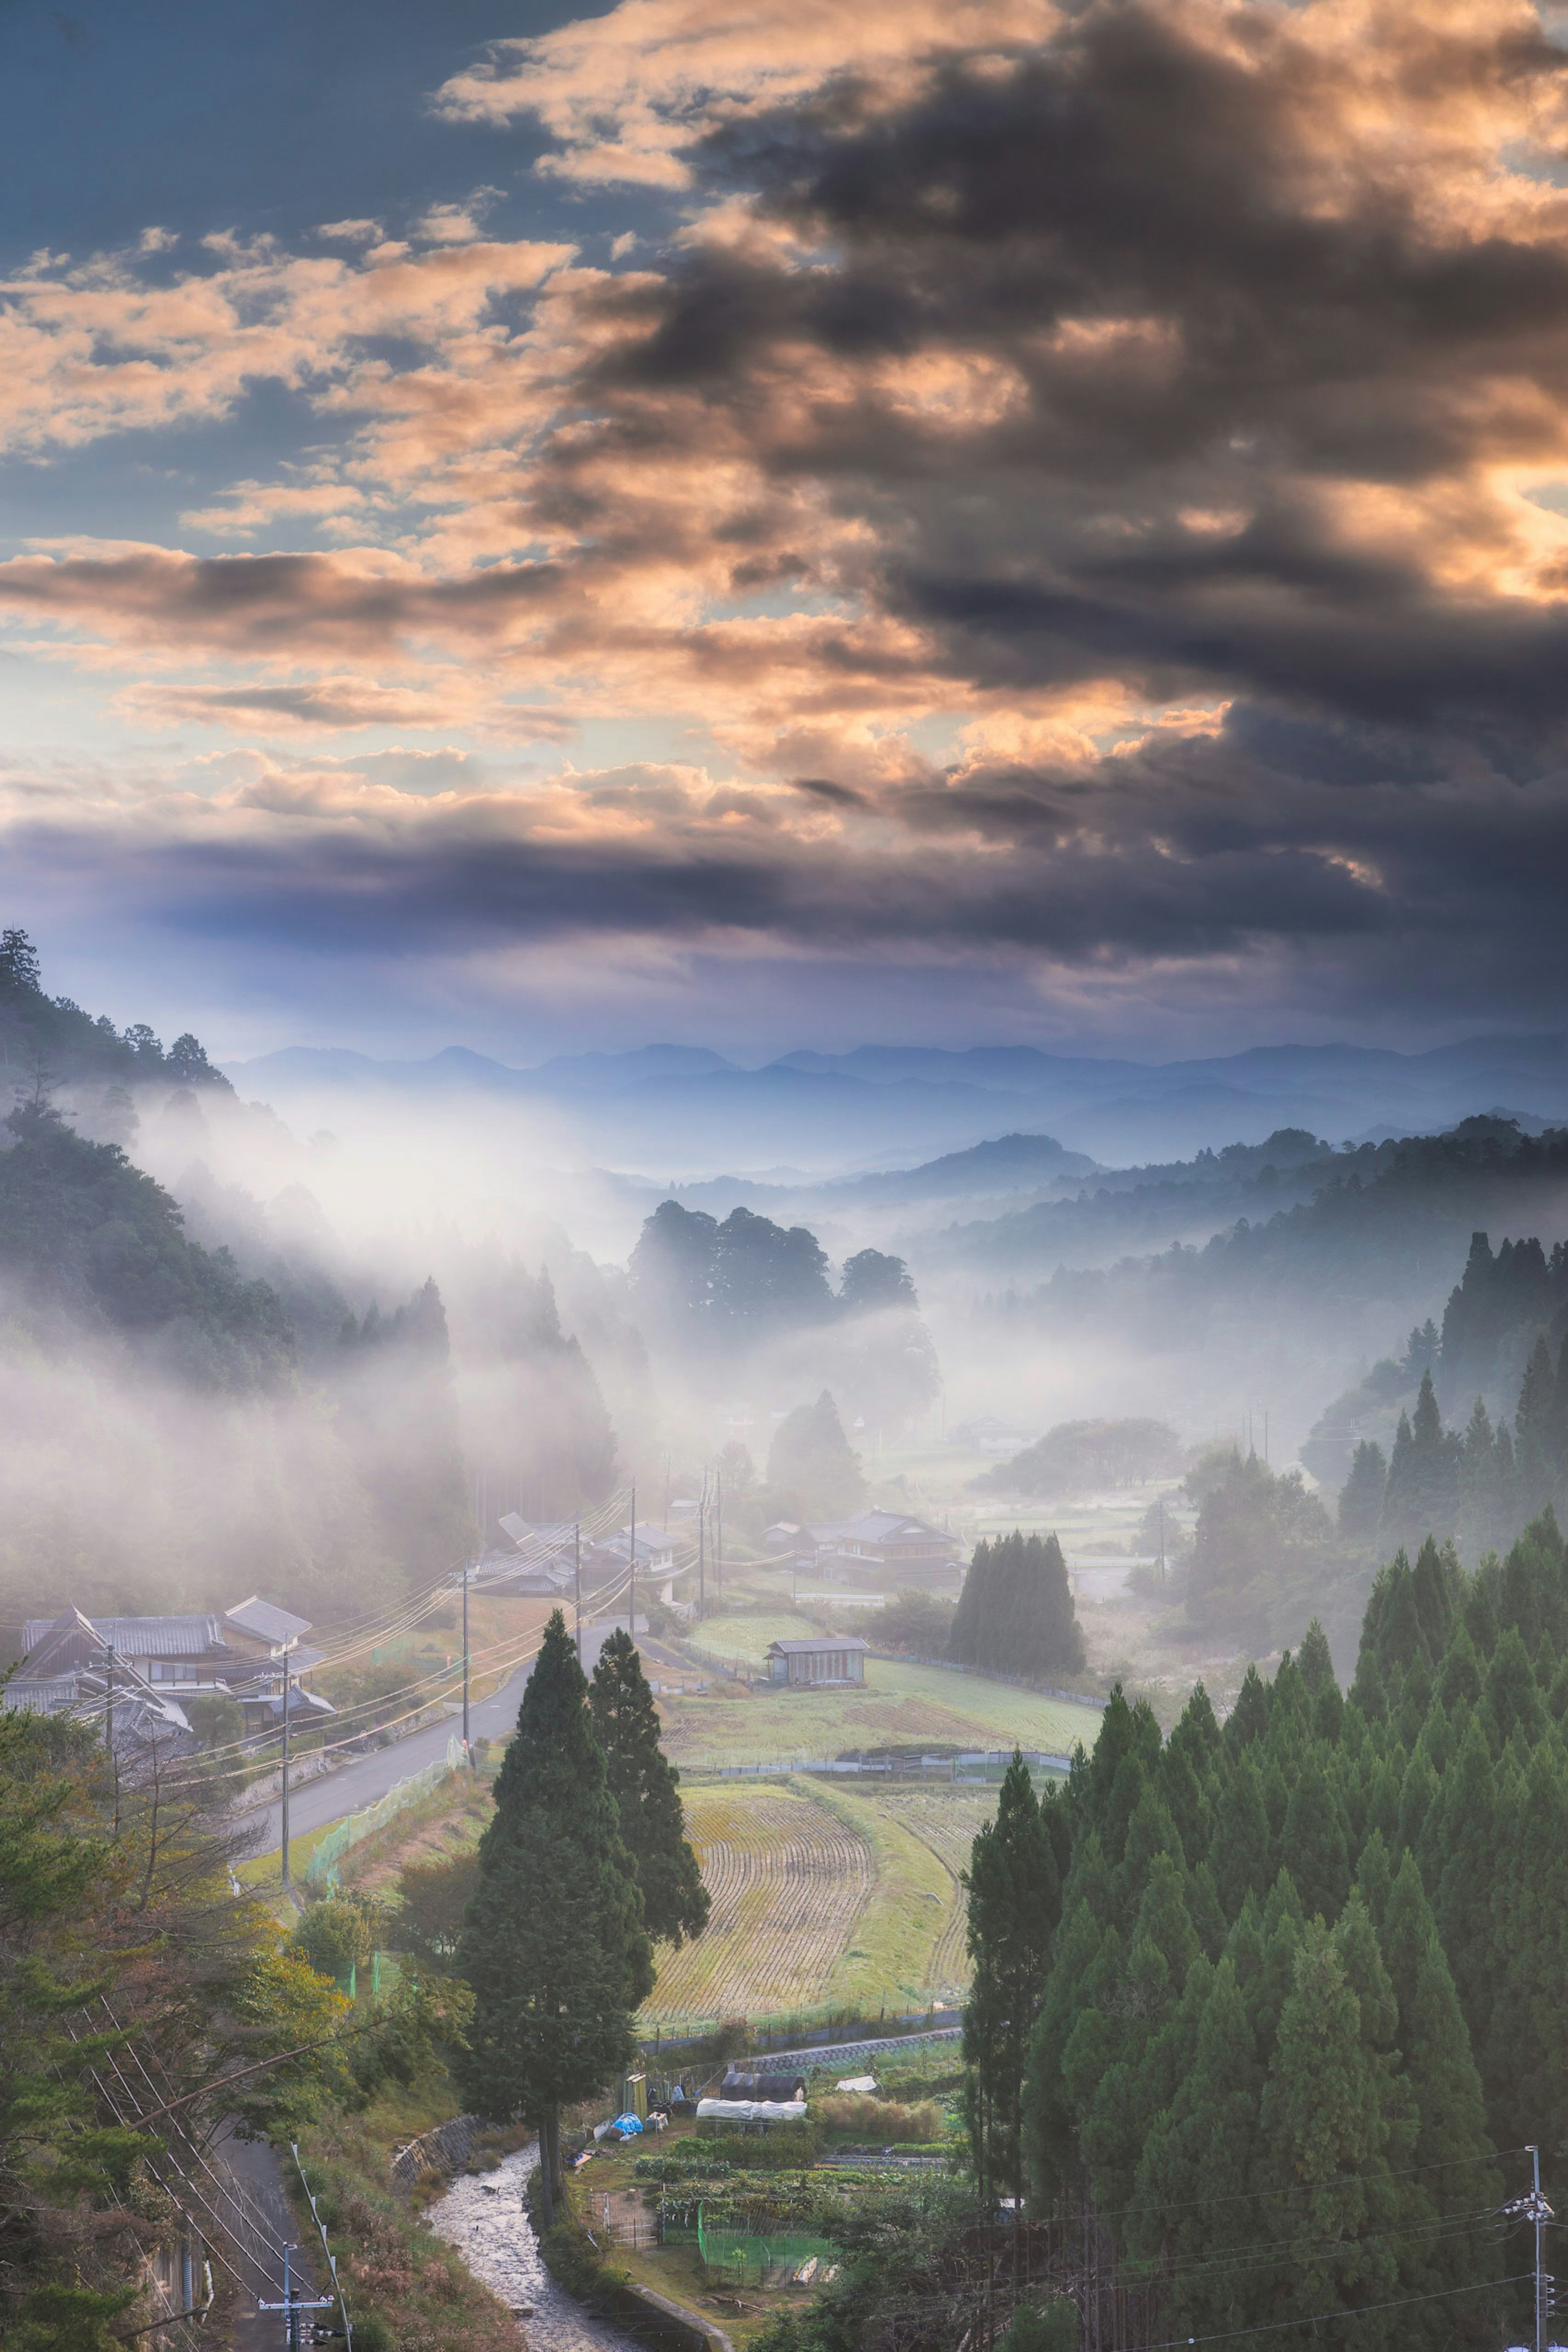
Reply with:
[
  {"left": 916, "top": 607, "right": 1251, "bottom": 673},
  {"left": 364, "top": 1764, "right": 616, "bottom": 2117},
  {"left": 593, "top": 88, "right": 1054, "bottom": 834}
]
[{"left": 574, "top": 1518, "right": 582, "bottom": 1666}]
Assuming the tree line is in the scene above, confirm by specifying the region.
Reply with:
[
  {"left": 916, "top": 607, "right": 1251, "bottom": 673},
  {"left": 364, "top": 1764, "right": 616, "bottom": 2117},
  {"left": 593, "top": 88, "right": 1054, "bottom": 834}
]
[{"left": 960, "top": 1509, "right": 1567, "bottom": 2347}]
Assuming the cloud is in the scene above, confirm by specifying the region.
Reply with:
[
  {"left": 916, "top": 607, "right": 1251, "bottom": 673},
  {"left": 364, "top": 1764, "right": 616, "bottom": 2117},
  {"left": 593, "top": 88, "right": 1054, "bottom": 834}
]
[{"left": 0, "top": 0, "right": 1561, "bottom": 1043}]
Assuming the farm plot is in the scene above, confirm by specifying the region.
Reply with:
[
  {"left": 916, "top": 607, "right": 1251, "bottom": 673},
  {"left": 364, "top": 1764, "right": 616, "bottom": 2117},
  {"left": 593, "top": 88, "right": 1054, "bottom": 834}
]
[
  {"left": 644, "top": 1781, "right": 873, "bottom": 2024},
  {"left": 872, "top": 1790, "right": 998, "bottom": 1995},
  {"left": 657, "top": 1659, "right": 1101, "bottom": 1770}
]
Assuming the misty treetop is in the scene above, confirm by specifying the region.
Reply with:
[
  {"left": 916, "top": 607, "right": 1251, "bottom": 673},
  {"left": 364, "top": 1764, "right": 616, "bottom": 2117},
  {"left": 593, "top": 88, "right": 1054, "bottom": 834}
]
[
  {"left": 950, "top": 1531, "right": 1086, "bottom": 1682},
  {"left": 972, "top": 1416, "right": 1182, "bottom": 1497},
  {"left": 956, "top": 1508, "right": 1568, "bottom": 2348},
  {"left": 1338, "top": 1344, "right": 1567, "bottom": 1560},
  {"left": 980, "top": 1119, "right": 1568, "bottom": 1358},
  {"left": 0, "top": 1099, "right": 295, "bottom": 1391},
  {"left": 766, "top": 1389, "right": 868, "bottom": 1520},
  {"left": 0, "top": 925, "right": 229, "bottom": 1101},
  {"left": 1305, "top": 1226, "right": 1568, "bottom": 1493}
]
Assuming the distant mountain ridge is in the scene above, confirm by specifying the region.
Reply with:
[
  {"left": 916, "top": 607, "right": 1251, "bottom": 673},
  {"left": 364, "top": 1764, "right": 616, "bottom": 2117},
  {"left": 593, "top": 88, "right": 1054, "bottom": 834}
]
[{"left": 223, "top": 1032, "right": 1564, "bottom": 1175}]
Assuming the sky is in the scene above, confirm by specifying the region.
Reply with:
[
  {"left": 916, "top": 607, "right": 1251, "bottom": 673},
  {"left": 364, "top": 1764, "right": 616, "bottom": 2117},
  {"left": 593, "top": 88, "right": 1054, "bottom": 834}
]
[{"left": 0, "top": 0, "right": 1563, "bottom": 1065}]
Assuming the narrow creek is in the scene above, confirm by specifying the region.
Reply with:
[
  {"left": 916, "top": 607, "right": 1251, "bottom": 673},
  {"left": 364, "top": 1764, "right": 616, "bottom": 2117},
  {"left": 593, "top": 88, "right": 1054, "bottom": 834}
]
[{"left": 427, "top": 2142, "right": 648, "bottom": 2352}]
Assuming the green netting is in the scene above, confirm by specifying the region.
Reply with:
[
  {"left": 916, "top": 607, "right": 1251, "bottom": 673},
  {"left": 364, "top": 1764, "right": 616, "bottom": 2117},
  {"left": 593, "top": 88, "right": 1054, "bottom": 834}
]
[
  {"left": 304, "top": 1733, "right": 466, "bottom": 1888},
  {"left": 697, "top": 2206, "right": 837, "bottom": 2288}
]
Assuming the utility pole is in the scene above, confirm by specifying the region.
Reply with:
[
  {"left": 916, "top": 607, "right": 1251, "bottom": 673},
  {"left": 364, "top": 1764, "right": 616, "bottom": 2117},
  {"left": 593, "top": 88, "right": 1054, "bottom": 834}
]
[
  {"left": 629, "top": 1481, "right": 636, "bottom": 1643},
  {"left": 104, "top": 1639, "right": 119, "bottom": 1835},
  {"left": 461, "top": 1560, "right": 471, "bottom": 1760},
  {"left": 715, "top": 1468, "right": 723, "bottom": 1607},
  {"left": 280, "top": 1636, "right": 296, "bottom": 1889},
  {"left": 697, "top": 1470, "right": 706, "bottom": 1617},
  {"left": 574, "top": 1518, "right": 583, "bottom": 1667},
  {"left": 1157, "top": 1496, "right": 1166, "bottom": 1590},
  {"left": 258, "top": 2243, "right": 332, "bottom": 2350},
  {"left": 1515, "top": 2144, "right": 1554, "bottom": 2352}
]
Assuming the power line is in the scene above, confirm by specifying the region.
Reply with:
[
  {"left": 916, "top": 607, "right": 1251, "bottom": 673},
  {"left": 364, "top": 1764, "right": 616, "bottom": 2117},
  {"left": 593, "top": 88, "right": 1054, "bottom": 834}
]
[{"left": 1131, "top": 2268, "right": 1531, "bottom": 2348}]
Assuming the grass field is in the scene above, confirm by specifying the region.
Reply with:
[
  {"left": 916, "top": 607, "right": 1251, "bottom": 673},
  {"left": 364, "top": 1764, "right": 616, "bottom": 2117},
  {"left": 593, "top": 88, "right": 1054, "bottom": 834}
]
[
  {"left": 682, "top": 1612, "right": 824, "bottom": 1668},
  {"left": 656, "top": 1656, "right": 1100, "bottom": 1768},
  {"left": 642, "top": 1777, "right": 1000, "bottom": 2027}
]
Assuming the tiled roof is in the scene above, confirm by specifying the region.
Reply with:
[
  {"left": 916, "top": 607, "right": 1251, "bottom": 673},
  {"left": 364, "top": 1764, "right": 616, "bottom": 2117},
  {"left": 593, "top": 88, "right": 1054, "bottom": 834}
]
[
  {"left": 22, "top": 1612, "right": 227, "bottom": 1658},
  {"left": 765, "top": 1636, "right": 871, "bottom": 1655},
  {"left": 225, "top": 1596, "right": 312, "bottom": 1643}
]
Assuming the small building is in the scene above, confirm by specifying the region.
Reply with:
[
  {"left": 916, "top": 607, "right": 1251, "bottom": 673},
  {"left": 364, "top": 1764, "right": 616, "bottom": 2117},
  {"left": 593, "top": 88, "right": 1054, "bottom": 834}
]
[
  {"left": 765, "top": 1635, "right": 869, "bottom": 1686},
  {"left": 813, "top": 1511, "right": 962, "bottom": 1591}
]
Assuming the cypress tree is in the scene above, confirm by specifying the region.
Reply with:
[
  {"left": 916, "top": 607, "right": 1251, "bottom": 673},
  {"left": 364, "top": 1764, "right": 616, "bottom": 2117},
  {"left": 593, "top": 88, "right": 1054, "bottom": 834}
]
[
  {"left": 1379, "top": 1853, "right": 1502, "bottom": 2334},
  {"left": 1515, "top": 1334, "right": 1558, "bottom": 1512},
  {"left": 1281, "top": 1755, "right": 1350, "bottom": 1922},
  {"left": 1479, "top": 1623, "right": 1548, "bottom": 1753},
  {"left": 1225, "top": 1663, "right": 1270, "bottom": 1752},
  {"left": 1129, "top": 1956, "right": 1263, "bottom": 2338},
  {"left": 455, "top": 1611, "right": 653, "bottom": 2216},
  {"left": 1257, "top": 1922, "right": 1399, "bottom": 2334},
  {"left": 1483, "top": 1729, "right": 1568, "bottom": 2159},
  {"left": 963, "top": 1752, "right": 1059, "bottom": 2200},
  {"left": 953, "top": 1532, "right": 1085, "bottom": 1679},
  {"left": 1208, "top": 1752, "right": 1271, "bottom": 1922},
  {"left": 589, "top": 1629, "right": 710, "bottom": 1946},
  {"left": 1339, "top": 1439, "right": 1388, "bottom": 1536},
  {"left": 1429, "top": 1714, "right": 1499, "bottom": 2054}
]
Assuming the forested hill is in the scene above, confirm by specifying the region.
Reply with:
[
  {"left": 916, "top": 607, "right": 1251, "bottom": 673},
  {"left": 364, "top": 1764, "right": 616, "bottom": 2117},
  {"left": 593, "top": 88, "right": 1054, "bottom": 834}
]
[
  {"left": 951, "top": 1512, "right": 1568, "bottom": 2350},
  {"left": 0, "top": 1102, "right": 295, "bottom": 1391},
  {"left": 944, "top": 1115, "right": 1565, "bottom": 1279},
  {"left": 0, "top": 925, "right": 229, "bottom": 1096},
  {"left": 980, "top": 1119, "right": 1568, "bottom": 1347}
]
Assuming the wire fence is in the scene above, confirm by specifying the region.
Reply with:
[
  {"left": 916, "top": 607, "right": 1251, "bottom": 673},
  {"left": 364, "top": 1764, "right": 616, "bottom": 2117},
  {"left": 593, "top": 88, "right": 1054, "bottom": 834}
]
[{"left": 303, "top": 1732, "right": 466, "bottom": 1888}]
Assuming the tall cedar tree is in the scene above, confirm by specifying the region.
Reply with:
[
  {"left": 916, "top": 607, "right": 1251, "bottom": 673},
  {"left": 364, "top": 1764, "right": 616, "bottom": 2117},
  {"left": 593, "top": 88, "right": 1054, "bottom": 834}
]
[
  {"left": 950, "top": 1531, "right": 1085, "bottom": 1680},
  {"left": 962, "top": 1753, "right": 1060, "bottom": 2200},
  {"left": 589, "top": 1628, "right": 711, "bottom": 1946},
  {"left": 456, "top": 1612, "right": 652, "bottom": 2218}
]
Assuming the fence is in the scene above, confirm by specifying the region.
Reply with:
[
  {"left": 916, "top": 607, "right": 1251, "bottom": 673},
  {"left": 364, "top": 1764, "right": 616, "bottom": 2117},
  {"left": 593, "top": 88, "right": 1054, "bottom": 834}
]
[
  {"left": 697, "top": 2207, "right": 839, "bottom": 2289},
  {"left": 679, "top": 1750, "right": 1072, "bottom": 1780},
  {"left": 304, "top": 1732, "right": 466, "bottom": 1888}
]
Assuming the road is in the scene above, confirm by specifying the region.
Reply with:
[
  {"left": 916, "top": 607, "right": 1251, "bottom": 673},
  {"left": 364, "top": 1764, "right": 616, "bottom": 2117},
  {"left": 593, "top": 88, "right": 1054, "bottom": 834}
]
[{"left": 237, "top": 1658, "right": 536, "bottom": 1861}]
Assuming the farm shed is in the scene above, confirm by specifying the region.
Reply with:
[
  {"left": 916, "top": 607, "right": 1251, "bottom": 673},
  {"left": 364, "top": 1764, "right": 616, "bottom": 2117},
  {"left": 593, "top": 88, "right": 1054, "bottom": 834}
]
[{"left": 765, "top": 1636, "right": 869, "bottom": 1686}]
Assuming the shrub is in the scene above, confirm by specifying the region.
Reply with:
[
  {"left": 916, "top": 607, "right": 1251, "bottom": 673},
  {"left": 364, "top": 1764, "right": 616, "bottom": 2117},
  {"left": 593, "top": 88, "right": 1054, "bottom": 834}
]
[
  {"left": 291, "top": 1895, "right": 380, "bottom": 1980},
  {"left": 813, "top": 2093, "right": 943, "bottom": 2142}
]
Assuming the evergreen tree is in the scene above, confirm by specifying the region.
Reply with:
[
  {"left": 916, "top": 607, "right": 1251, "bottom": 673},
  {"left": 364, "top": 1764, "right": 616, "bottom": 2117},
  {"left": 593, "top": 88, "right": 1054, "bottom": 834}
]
[
  {"left": 1281, "top": 1756, "right": 1350, "bottom": 1922},
  {"left": 1129, "top": 1956, "right": 1262, "bottom": 2337},
  {"left": 1515, "top": 1334, "right": 1559, "bottom": 1514},
  {"left": 1479, "top": 1623, "right": 1548, "bottom": 1752},
  {"left": 456, "top": 1612, "right": 652, "bottom": 2216},
  {"left": 589, "top": 1629, "right": 710, "bottom": 1946},
  {"left": 766, "top": 1389, "right": 866, "bottom": 1517},
  {"left": 963, "top": 1754, "right": 1059, "bottom": 2199},
  {"left": 1257, "top": 1922, "right": 1399, "bottom": 2336},
  {"left": 1339, "top": 1438, "right": 1388, "bottom": 1536},
  {"left": 1207, "top": 1752, "right": 1271, "bottom": 1920},
  {"left": 950, "top": 1531, "right": 1085, "bottom": 1679}
]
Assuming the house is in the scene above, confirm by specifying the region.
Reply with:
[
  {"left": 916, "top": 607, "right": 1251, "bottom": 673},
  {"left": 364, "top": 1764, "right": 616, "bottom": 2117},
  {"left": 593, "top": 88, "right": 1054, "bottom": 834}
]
[
  {"left": 765, "top": 1635, "right": 869, "bottom": 1686},
  {"left": 5, "top": 1596, "right": 333, "bottom": 1747},
  {"left": 812, "top": 1510, "right": 963, "bottom": 1591}
]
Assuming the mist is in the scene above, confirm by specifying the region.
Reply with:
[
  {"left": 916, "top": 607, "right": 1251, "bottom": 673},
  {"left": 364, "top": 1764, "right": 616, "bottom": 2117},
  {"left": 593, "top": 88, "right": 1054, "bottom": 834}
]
[{"left": 7, "top": 960, "right": 1563, "bottom": 1699}]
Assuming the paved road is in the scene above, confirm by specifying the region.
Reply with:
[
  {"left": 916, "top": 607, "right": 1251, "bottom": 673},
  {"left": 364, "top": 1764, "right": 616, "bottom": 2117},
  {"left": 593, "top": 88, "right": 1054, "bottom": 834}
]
[{"left": 237, "top": 1659, "right": 536, "bottom": 1861}]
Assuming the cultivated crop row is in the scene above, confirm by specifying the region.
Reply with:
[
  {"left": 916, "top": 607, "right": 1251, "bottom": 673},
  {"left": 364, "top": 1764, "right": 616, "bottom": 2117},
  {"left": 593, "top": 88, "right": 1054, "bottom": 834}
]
[
  {"left": 873, "top": 1790, "right": 997, "bottom": 1992},
  {"left": 644, "top": 1784, "right": 873, "bottom": 2020}
]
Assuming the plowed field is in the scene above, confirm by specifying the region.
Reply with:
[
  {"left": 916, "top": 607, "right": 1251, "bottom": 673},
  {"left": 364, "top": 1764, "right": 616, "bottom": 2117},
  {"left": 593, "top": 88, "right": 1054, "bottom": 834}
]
[{"left": 646, "top": 1782, "right": 873, "bottom": 2022}]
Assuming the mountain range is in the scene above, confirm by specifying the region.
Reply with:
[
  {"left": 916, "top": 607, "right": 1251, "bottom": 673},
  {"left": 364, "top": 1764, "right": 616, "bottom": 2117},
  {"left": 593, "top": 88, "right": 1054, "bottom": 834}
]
[{"left": 223, "top": 1032, "right": 1564, "bottom": 1176}]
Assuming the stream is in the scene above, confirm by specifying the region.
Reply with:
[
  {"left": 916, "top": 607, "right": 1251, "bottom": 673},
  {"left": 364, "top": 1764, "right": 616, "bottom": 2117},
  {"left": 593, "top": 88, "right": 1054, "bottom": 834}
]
[{"left": 427, "top": 2143, "right": 648, "bottom": 2352}]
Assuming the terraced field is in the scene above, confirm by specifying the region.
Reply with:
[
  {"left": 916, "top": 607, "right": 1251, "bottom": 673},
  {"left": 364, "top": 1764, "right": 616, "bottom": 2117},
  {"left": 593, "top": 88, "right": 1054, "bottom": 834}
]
[
  {"left": 873, "top": 1790, "right": 999, "bottom": 1993},
  {"left": 643, "top": 1779, "right": 1004, "bottom": 2024},
  {"left": 646, "top": 1781, "right": 874, "bottom": 2023}
]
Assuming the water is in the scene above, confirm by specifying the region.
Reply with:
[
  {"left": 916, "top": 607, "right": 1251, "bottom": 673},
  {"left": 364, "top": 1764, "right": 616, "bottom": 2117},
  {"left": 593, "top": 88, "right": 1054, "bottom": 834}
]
[{"left": 427, "top": 2142, "right": 646, "bottom": 2352}]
